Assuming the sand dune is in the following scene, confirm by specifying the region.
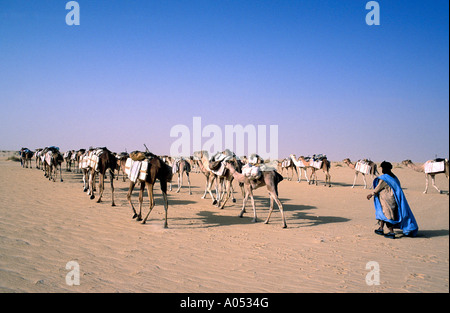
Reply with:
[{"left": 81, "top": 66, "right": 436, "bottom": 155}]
[{"left": 0, "top": 156, "right": 448, "bottom": 293}]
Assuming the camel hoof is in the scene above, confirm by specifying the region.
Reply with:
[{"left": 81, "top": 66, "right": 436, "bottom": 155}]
[
  {"left": 232, "top": 198, "right": 236, "bottom": 203},
  {"left": 212, "top": 200, "right": 217, "bottom": 205},
  {"left": 83, "top": 188, "right": 88, "bottom": 192},
  {"left": 132, "top": 214, "right": 137, "bottom": 219},
  {"left": 111, "top": 203, "right": 116, "bottom": 207},
  {"left": 96, "top": 199, "right": 101, "bottom": 203},
  {"left": 252, "top": 218, "right": 258, "bottom": 223},
  {"left": 90, "top": 195, "right": 95, "bottom": 200},
  {"left": 137, "top": 217, "right": 142, "bottom": 222},
  {"left": 282, "top": 224, "right": 287, "bottom": 229}
]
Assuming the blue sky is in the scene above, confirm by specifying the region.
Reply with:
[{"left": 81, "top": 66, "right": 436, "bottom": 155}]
[{"left": 0, "top": 0, "right": 448, "bottom": 161}]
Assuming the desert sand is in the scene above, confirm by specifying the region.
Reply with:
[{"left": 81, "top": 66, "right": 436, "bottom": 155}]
[{"left": 0, "top": 153, "right": 448, "bottom": 293}]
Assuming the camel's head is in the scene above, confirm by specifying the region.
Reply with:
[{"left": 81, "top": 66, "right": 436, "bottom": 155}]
[
  {"left": 402, "top": 160, "right": 412, "bottom": 166},
  {"left": 342, "top": 158, "right": 351, "bottom": 164}
]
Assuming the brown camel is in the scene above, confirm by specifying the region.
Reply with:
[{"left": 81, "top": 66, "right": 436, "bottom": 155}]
[
  {"left": 402, "top": 159, "right": 449, "bottom": 194},
  {"left": 193, "top": 150, "right": 220, "bottom": 204},
  {"left": 88, "top": 148, "right": 117, "bottom": 206},
  {"left": 297, "top": 155, "right": 331, "bottom": 187},
  {"left": 343, "top": 158, "right": 378, "bottom": 189},
  {"left": 289, "top": 154, "right": 311, "bottom": 183},
  {"left": 224, "top": 159, "right": 287, "bottom": 228},
  {"left": 278, "top": 157, "right": 298, "bottom": 181},
  {"left": 126, "top": 152, "right": 173, "bottom": 227},
  {"left": 193, "top": 150, "right": 240, "bottom": 208}
]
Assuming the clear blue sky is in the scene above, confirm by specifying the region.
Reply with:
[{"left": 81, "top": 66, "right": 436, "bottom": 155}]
[{"left": 0, "top": 0, "right": 448, "bottom": 161}]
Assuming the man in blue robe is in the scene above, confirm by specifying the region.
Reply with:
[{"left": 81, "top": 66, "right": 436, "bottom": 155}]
[{"left": 367, "top": 161, "right": 419, "bottom": 239}]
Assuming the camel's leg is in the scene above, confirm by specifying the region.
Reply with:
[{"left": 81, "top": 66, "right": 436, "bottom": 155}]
[
  {"left": 97, "top": 173, "right": 105, "bottom": 203},
  {"left": 273, "top": 193, "right": 287, "bottom": 228},
  {"left": 126, "top": 181, "right": 138, "bottom": 219},
  {"left": 83, "top": 170, "right": 89, "bottom": 192},
  {"left": 142, "top": 183, "right": 155, "bottom": 225},
  {"left": 362, "top": 174, "right": 367, "bottom": 189},
  {"left": 89, "top": 170, "right": 96, "bottom": 200},
  {"left": 430, "top": 175, "right": 441, "bottom": 193},
  {"left": 201, "top": 178, "right": 208, "bottom": 199},
  {"left": 110, "top": 170, "right": 116, "bottom": 206},
  {"left": 186, "top": 172, "right": 192, "bottom": 195},
  {"left": 239, "top": 189, "right": 250, "bottom": 218},
  {"left": 218, "top": 179, "right": 232, "bottom": 210},
  {"left": 176, "top": 171, "right": 182, "bottom": 193},
  {"left": 264, "top": 194, "right": 275, "bottom": 224},
  {"left": 249, "top": 189, "right": 257, "bottom": 223},
  {"left": 136, "top": 182, "right": 145, "bottom": 221},
  {"left": 160, "top": 180, "right": 169, "bottom": 228},
  {"left": 230, "top": 183, "right": 237, "bottom": 203},
  {"left": 424, "top": 174, "right": 429, "bottom": 194},
  {"left": 327, "top": 172, "right": 331, "bottom": 187},
  {"left": 352, "top": 172, "right": 358, "bottom": 188},
  {"left": 207, "top": 175, "right": 217, "bottom": 205}
]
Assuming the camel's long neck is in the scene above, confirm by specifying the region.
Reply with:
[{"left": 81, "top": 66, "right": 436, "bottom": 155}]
[
  {"left": 408, "top": 163, "right": 424, "bottom": 172},
  {"left": 346, "top": 162, "right": 355, "bottom": 169}
]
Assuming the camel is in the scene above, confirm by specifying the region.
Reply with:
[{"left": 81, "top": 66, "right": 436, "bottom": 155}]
[
  {"left": 34, "top": 148, "right": 43, "bottom": 169},
  {"left": 43, "top": 147, "right": 64, "bottom": 182},
  {"left": 343, "top": 158, "right": 378, "bottom": 189},
  {"left": 224, "top": 159, "right": 287, "bottom": 228},
  {"left": 402, "top": 159, "right": 449, "bottom": 194},
  {"left": 20, "top": 148, "right": 33, "bottom": 168},
  {"left": 116, "top": 152, "right": 129, "bottom": 182},
  {"left": 297, "top": 155, "right": 331, "bottom": 187},
  {"left": 63, "top": 150, "right": 74, "bottom": 172},
  {"left": 126, "top": 152, "right": 173, "bottom": 228},
  {"left": 278, "top": 157, "right": 298, "bottom": 181},
  {"left": 193, "top": 150, "right": 220, "bottom": 204},
  {"left": 210, "top": 150, "right": 243, "bottom": 210},
  {"left": 193, "top": 150, "right": 240, "bottom": 208},
  {"left": 289, "top": 154, "right": 311, "bottom": 183},
  {"left": 88, "top": 148, "right": 117, "bottom": 206},
  {"left": 171, "top": 157, "right": 192, "bottom": 195}
]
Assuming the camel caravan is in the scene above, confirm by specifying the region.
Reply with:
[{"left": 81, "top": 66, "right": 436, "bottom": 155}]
[{"left": 17, "top": 145, "right": 449, "bottom": 229}]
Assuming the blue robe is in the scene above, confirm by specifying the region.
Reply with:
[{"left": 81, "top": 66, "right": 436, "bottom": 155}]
[{"left": 373, "top": 174, "right": 419, "bottom": 237}]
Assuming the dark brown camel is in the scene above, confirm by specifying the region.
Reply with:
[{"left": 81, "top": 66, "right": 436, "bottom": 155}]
[
  {"left": 20, "top": 148, "right": 33, "bottom": 168},
  {"left": 126, "top": 152, "right": 173, "bottom": 228},
  {"left": 88, "top": 148, "right": 117, "bottom": 206}
]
